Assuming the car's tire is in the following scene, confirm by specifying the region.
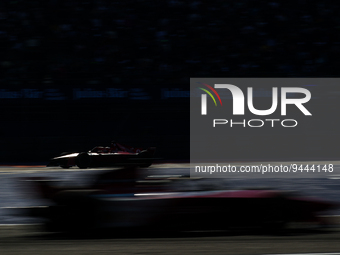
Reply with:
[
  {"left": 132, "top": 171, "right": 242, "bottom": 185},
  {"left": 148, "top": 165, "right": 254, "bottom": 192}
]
[
  {"left": 138, "top": 150, "right": 153, "bottom": 168},
  {"left": 59, "top": 158, "right": 71, "bottom": 169},
  {"left": 76, "top": 152, "right": 91, "bottom": 169}
]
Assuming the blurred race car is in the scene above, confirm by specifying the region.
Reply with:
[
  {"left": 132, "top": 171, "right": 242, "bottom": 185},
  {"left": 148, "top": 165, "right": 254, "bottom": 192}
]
[
  {"left": 47, "top": 141, "right": 156, "bottom": 169},
  {"left": 17, "top": 167, "right": 337, "bottom": 234}
]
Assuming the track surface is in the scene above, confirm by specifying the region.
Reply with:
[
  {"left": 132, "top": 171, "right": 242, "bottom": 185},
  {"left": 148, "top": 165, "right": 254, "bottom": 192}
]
[
  {"left": 1, "top": 225, "right": 340, "bottom": 255},
  {"left": 2, "top": 163, "right": 340, "bottom": 223},
  {"left": 1, "top": 163, "right": 340, "bottom": 254}
]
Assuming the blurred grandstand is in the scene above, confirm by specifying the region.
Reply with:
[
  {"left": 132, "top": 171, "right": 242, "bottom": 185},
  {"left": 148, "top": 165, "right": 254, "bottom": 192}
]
[
  {"left": 0, "top": 0, "right": 339, "bottom": 84},
  {"left": 0, "top": 0, "right": 340, "bottom": 163}
]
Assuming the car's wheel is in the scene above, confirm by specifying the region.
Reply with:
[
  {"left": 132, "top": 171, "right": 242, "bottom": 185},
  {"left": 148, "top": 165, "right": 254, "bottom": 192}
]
[
  {"left": 59, "top": 158, "right": 71, "bottom": 169},
  {"left": 76, "top": 152, "right": 91, "bottom": 169},
  {"left": 138, "top": 150, "right": 153, "bottom": 168}
]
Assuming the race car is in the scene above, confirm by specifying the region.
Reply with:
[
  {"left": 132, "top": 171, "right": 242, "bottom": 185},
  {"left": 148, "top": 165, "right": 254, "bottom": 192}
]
[
  {"left": 17, "top": 167, "right": 337, "bottom": 234},
  {"left": 47, "top": 141, "right": 156, "bottom": 169}
]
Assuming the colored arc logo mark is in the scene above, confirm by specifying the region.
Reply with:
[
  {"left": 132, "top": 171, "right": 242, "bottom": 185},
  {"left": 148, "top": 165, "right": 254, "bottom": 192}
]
[
  {"left": 197, "top": 82, "right": 222, "bottom": 106},
  {"left": 199, "top": 87, "right": 217, "bottom": 105}
]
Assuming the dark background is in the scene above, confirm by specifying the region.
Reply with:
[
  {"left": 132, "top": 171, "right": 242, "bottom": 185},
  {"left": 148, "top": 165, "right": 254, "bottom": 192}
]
[{"left": 0, "top": 0, "right": 340, "bottom": 163}]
